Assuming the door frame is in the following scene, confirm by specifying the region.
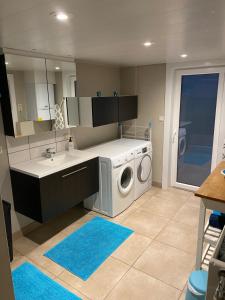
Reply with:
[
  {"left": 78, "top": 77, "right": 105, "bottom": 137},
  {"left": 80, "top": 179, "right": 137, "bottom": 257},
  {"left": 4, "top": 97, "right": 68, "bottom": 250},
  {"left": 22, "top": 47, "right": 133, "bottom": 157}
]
[{"left": 162, "top": 60, "right": 225, "bottom": 190}]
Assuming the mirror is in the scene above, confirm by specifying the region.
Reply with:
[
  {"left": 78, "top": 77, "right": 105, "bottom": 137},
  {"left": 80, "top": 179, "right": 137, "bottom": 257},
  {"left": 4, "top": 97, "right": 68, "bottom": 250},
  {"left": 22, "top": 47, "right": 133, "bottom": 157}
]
[
  {"left": 5, "top": 54, "right": 51, "bottom": 137},
  {"left": 45, "top": 59, "right": 78, "bottom": 130}
]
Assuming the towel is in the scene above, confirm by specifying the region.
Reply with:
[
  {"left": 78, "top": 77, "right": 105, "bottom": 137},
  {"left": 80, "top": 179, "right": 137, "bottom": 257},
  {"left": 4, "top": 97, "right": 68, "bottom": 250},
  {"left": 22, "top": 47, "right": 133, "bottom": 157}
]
[
  {"left": 53, "top": 104, "right": 65, "bottom": 130},
  {"left": 209, "top": 210, "right": 225, "bottom": 230}
]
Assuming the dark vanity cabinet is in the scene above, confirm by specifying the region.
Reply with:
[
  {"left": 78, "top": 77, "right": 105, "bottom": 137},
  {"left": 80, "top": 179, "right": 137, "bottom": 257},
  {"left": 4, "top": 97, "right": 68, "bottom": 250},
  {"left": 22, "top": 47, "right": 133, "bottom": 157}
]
[
  {"left": 10, "top": 158, "right": 99, "bottom": 223},
  {"left": 118, "top": 95, "right": 138, "bottom": 122}
]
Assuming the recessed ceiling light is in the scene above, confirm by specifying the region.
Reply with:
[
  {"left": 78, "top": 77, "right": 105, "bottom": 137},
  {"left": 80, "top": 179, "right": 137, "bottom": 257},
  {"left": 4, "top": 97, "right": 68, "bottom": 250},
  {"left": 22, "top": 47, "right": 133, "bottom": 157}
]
[
  {"left": 55, "top": 66, "right": 60, "bottom": 70},
  {"left": 56, "top": 12, "right": 68, "bottom": 21},
  {"left": 180, "top": 54, "right": 188, "bottom": 58},
  {"left": 5, "top": 62, "right": 9, "bottom": 65},
  {"left": 143, "top": 41, "right": 153, "bottom": 47}
]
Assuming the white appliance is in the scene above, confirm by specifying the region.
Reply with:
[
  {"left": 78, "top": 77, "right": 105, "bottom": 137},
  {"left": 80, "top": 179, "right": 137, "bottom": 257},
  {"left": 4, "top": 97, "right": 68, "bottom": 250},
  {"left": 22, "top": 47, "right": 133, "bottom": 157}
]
[
  {"left": 178, "top": 128, "right": 187, "bottom": 156},
  {"left": 134, "top": 143, "right": 152, "bottom": 199},
  {"left": 84, "top": 144, "right": 135, "bottom": 217},
  {"left": 108, "top": 139, "right": 152, "bottom": 199}
]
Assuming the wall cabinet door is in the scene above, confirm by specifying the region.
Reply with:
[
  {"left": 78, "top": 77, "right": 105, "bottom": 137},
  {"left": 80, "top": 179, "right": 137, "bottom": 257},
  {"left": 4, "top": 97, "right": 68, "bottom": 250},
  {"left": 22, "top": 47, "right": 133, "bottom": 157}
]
[
  {"left": 92, "top": 97, "right": 118, "bottom": 127},
  {"left": 118, "top": 96, "right": 138, "bottom": 122}
]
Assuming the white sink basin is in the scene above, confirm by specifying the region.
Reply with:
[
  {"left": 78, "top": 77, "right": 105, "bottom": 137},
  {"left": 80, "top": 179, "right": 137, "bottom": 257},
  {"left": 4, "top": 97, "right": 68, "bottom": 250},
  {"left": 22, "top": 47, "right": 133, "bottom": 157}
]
[
  {"left": 37, "top": 153, "right": 79, "bottom": 167},
  {"left": 10, "top": 149, "right": 98, "bottom": 178}
]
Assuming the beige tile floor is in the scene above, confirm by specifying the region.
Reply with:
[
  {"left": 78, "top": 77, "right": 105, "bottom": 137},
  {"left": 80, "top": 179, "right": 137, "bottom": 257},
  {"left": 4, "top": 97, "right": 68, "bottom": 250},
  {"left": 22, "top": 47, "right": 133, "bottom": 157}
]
[{"left": 11, "top": 187, "right": 207, "bottom": 300}]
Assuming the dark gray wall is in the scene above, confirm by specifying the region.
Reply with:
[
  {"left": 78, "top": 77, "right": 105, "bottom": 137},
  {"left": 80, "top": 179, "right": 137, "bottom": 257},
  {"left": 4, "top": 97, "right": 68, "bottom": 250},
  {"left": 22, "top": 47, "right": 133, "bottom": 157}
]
[{"left": 0, "top": 106, "right": 15, "bottom": 299}]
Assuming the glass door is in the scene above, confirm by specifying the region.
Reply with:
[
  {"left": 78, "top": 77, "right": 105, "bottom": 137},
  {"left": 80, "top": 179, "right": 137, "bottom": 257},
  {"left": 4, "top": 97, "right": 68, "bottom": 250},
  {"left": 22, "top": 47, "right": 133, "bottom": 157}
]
[{"left": 171, "top": 69, "right": 224, "bottom": 189}]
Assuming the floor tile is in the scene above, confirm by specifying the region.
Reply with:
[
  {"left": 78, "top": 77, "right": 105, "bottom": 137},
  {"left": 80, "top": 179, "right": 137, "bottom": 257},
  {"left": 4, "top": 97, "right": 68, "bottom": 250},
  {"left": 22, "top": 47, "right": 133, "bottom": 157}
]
[
  {"left": 58, "top": 257, "right": 130, "bottom": 300},
  {"left": 13, "top": 237, "right": 38, "bottom": 255},
  {"left": 112, "top": 233, "right": 152, "bottom": 265},
  {"left": 26, "top": 207, "right": 92, "bottom": 244},
  {"left": 156, "top": 190, "right": 190, "bottom": 203},
  {"left": 141, "top": 195, "right": 186, "bottom": 219},
  {"left": 105, "top": 268, "right": 181, "bottom": 300},
  {"left": 134, "top": 186, "right": 160, "bottom": 208},
  {"left": 173, "top": 204, "right": 200, "bottom": 228},
  {"left": 54, "top": 278, "right": 90, "bottom": 300},
  {"left": 156, "top": 221, "right": 197, "bottom": 254},
  {"left": 10, "top": 256, "right": 56, "bottom": 278},
  {"left": 122, "top": 209, "right": 169, "bottom": 238},
  {"left": 134, "top": 241, "right": 195, "bottom": 290},
  {"left": 179, "top": 290, "right": 186, "bottom": 300},
  {"left": 186, "top": 194, "right": 201, "bottom": 208}
]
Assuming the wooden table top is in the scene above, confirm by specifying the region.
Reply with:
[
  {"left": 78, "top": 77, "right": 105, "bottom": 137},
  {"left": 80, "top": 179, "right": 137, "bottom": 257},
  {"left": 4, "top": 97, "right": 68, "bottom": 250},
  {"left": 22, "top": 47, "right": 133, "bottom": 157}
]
[{"left": 195, "top": 161, "right": 225, "bottom": 203}]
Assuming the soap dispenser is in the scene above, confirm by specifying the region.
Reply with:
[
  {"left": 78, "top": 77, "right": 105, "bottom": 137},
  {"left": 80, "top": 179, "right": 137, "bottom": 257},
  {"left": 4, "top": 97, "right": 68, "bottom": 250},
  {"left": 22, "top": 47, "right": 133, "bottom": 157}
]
[{"left": 67, "top": 136, "right": 74, "bottom": 152}]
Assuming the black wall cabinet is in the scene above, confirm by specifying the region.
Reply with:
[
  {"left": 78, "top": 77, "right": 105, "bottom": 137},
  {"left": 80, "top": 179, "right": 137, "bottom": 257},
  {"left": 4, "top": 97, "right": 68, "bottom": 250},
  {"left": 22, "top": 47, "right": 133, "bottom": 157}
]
[
  {"left": 79, "top": 95, "right": 138, "bottom": 127},
  {"left": 10, "top": 158, "right": 99, "bottom": 223},
  {"left": 92, "top": 97, "right": 118, "bottom": 127},
  {"left": 118, "top": 96, "right": 138, "bottom": 122}
]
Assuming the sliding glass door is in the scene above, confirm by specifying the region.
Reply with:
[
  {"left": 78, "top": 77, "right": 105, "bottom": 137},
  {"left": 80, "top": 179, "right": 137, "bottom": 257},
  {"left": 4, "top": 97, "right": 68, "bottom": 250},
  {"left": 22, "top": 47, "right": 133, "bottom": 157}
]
[{"left": 171, "top": 69, "right": 225, "bottom": 189}]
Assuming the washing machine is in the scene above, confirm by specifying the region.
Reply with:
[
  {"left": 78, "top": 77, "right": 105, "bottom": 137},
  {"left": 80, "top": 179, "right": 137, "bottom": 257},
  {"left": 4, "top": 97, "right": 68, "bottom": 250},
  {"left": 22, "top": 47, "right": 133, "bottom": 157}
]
[
  {"left": 84, "top": 144, "right": 135, "bottom": 217},
  {"left": 179, "top": 128, "right": 187, "bottom": 156},
  {"left": 134, "top": 142, "right": 152, "bottom": 199}
]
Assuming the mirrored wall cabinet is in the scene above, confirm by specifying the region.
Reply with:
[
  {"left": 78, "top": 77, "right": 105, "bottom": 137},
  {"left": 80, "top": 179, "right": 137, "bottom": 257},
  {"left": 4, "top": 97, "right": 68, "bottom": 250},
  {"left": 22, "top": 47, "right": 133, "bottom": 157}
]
[{"left": 0, "top": 52, "right": 77, "bottom": 137}]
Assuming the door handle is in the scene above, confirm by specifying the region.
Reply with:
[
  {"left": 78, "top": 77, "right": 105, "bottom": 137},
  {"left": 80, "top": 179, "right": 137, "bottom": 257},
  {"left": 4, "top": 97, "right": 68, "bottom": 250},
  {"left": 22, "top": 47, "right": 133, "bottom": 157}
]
[
  {"left": 62, "top": 166, "right": 87, "bottom": 178},
  {"left": 172, "top": 130, "right": 177, "bottom": 143}
]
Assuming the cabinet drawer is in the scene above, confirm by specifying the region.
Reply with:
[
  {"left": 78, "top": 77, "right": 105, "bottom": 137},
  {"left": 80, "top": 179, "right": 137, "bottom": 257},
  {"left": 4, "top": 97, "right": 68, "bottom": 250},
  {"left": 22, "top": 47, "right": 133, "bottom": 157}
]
[
  {"left": 41, "top": 158, "right": 99, "bottom": 222},
  {"left": 11, "top": 157, "right": 99, "bottom": 223}
]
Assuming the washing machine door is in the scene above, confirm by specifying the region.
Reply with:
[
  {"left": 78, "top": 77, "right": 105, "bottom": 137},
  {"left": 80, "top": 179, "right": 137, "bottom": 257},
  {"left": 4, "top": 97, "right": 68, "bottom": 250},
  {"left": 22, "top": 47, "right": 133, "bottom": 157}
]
[
  {"left": 137, "top": 154, "right": 152, "bottom": 183},
  {"left": 118, "top": 164, "right": 134, "bottom": 195},
  {"left": 179, "top": 137, "right": 186, "bottom": 156}
]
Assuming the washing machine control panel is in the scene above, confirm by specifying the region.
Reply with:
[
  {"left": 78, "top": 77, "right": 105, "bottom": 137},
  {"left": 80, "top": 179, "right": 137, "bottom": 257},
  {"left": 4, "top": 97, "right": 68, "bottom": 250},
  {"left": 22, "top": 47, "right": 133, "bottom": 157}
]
[
  {"left": 112, "top": 151, "right": 134, "bottom": 168},
  {"left": 135, "top": 145, "right": 152, "bottom": 158}
]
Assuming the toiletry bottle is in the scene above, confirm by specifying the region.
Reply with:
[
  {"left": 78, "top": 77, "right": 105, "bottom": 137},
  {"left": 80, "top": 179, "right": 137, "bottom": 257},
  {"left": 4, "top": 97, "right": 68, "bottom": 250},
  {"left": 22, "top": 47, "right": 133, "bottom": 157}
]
[{"left": 67, "top": 137, "right": 74, "bottom": 152}]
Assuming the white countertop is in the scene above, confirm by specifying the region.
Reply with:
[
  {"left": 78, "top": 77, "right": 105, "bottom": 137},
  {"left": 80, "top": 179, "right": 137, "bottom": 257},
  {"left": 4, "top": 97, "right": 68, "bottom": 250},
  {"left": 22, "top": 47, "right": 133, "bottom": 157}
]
[
  {"left": 10, "top": 150, "right": 98, "bottom": 178},
  {"left": 87, "top": 138, "right": 151, "bottom": 158}
]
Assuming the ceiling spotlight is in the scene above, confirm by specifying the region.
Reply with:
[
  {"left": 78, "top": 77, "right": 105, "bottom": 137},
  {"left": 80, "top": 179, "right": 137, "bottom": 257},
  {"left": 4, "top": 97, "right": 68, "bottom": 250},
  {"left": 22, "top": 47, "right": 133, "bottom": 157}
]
[
  {"left": 180, "top": 53, "right": 188, "bottom": 58},
  {"left": 5, "top": 62, "right": 9, "bottom": 65},
  {"left": 55, "top": 66, "right": 60, "bottom": 70},
  {"left": 56, "top": 12, "right": 68, "bottom": 21},
  {"left": 144, "top": 41, "right": 153, "bottom": 47}
]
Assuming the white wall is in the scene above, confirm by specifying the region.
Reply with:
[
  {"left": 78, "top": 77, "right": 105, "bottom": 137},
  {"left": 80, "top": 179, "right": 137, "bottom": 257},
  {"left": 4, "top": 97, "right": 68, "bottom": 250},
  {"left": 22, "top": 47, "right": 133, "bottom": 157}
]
[{"left": 120, "top": 64, "right": 166, "bottom": 185}]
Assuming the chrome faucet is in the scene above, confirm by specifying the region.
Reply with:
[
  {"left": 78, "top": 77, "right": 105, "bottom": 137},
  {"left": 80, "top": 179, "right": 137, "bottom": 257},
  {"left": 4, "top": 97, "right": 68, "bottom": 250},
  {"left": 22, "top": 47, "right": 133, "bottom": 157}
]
[{"left": 45, "top": 147, "right": 56, "bottom": 159}]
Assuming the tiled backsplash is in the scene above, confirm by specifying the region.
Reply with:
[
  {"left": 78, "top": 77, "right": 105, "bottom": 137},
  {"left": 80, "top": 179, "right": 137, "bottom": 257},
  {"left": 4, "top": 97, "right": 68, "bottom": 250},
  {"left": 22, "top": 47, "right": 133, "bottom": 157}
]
[{"left": 6, "top": 129, "right": 70, "bottom": 165}]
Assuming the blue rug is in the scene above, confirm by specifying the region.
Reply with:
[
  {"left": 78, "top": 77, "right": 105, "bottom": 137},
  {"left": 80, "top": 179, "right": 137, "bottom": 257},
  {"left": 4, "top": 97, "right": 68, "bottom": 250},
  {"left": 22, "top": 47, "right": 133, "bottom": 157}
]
[
  {"left": 12, "top": 262, "right": 81, "bottom": 300},
  {"left": 44, "top": 216, "right": 133, "bottom": 280}
]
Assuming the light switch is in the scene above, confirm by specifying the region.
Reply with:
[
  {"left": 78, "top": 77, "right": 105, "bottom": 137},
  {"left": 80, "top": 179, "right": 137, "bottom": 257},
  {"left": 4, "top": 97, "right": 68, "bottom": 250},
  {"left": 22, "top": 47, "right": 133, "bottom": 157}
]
[
  {"left": 0, "top": 146, "right": 3, "bottom": 154},
  {"left": 18, "top": 103, "right": 23, "bottom": 112},
  {"left": 159, "top": 115, "right": 164, "bottom": 122}
]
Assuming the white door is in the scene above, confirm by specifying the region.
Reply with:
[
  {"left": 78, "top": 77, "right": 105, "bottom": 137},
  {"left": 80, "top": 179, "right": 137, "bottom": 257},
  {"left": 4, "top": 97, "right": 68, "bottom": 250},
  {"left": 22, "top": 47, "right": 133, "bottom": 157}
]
[{"left": 171, "top": 68, "right": 225, "bottom": 190}]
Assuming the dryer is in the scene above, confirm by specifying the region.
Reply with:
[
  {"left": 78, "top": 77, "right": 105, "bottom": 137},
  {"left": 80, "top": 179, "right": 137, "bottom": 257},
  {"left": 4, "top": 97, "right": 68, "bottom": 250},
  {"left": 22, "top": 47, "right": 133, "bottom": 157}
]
[{"left": 134, "top": 142, "right": 152, "bottom": 199}]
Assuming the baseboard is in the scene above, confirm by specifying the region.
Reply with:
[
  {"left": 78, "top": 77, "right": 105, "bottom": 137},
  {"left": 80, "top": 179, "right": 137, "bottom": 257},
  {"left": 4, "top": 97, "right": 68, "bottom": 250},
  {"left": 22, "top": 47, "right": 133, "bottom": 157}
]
[
  {"left": 13, "top": 221, "right": 41, "bottom": 241},
  {"left": 152, "top": 181, "right": 162, "bottom": 188}
]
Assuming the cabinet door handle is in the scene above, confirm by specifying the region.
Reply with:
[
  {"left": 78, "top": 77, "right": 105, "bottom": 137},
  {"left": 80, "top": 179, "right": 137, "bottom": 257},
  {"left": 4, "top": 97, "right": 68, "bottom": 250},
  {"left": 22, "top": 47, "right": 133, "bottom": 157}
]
[{"left": 62, "top": 166, "right": 87, "bottom": 178}]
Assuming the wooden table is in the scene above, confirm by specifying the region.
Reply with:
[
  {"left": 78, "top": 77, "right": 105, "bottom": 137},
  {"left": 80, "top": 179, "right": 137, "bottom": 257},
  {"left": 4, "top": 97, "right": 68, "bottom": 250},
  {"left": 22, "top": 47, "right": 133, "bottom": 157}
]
[{"left": 195, "top": 161, "right": 225, "bottom": 269}]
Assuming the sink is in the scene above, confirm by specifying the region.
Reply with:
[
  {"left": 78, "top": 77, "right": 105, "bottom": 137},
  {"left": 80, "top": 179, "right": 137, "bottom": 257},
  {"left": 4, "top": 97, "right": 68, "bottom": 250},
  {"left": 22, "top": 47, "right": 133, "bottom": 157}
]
[{"left": 37, "top": 153, "right": 79, "bottom": 167}]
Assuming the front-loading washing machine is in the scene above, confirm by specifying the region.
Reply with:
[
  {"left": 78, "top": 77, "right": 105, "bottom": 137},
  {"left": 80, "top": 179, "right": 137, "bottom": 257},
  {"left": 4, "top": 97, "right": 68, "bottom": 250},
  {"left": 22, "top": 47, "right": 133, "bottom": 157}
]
[
  {"left": 84, "top": 144, "right": 135, "bottom": 217},
  {"left": 134, "top": 142, "right": 152, "bottom": 199}
]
